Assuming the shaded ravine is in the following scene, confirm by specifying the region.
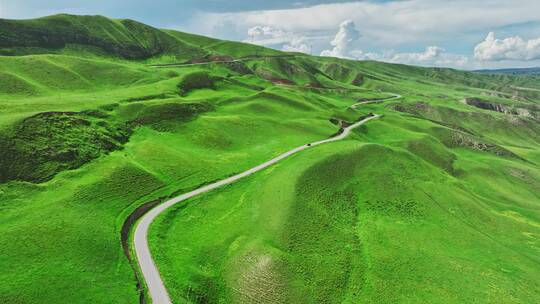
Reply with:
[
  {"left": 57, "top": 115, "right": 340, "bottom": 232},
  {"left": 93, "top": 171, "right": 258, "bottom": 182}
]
[{"left": 132, "top": 95, "right": 398, "bottom": 304}]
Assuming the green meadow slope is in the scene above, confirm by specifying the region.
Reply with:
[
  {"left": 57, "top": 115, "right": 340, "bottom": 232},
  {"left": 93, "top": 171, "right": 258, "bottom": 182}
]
[{"left": 0, "top": 14, "right": 539, "bottom": 304}]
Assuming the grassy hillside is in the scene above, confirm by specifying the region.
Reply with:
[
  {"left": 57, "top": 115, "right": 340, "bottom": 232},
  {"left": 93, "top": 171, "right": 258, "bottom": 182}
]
[
  {"left": 0, "top": 14, "right": 539, "bottom": 304},
  {"left": 0, "top": 14, "right": 280, "bottom": 62},
  {"left": 0, "top": 14, "right": 195, "bottom": 59}
]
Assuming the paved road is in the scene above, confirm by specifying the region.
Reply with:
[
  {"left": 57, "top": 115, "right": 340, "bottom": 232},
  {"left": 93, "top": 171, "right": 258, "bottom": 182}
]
[{"left": 134, "top": 95, "right": 395, "bottom": 304}]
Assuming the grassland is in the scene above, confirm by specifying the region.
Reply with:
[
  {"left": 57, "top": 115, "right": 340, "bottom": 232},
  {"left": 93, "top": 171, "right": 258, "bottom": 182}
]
[{"left": 0, "top": 14, "right": 539, "bottom": 304}]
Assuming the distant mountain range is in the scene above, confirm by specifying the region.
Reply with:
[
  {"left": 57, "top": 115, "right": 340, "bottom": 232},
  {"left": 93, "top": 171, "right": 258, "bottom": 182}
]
[{"left": 474, "top": 67, "right": 540, "bottom": 76}]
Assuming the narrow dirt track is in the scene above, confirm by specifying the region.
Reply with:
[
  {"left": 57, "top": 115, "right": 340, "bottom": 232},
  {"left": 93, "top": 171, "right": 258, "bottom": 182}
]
[
  {"left": 350, "top": 93, "right": 401, "bottom": 108},
  {"left": 511, "top": 85, "right": 540, "bottom": 92},
  {"left": 149, "top": 55, "right": 295, "bottom": 68}
]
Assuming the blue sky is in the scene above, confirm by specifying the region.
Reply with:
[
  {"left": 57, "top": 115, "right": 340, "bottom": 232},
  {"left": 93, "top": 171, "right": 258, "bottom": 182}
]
[{"left": 1, "top": 0, "right": 539, "bottom": 69}]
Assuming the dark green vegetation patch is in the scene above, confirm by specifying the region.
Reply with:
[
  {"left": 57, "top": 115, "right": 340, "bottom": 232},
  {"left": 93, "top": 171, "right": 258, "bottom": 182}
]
[
  {"left": 0, "top": 111, "right": 130, "bottom": 183},
  {"left": 127, "top": 101, "right": 213, "bottom": 131},
  {"left": 177, "top": 71, "right": 216, "bottom": 96}
]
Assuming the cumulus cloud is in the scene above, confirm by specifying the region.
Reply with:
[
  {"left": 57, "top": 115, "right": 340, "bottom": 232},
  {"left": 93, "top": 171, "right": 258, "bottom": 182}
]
[
  {"left": 189, "top": 0, "right": 540, "bottom": 47},
  {"left": 244, "top": 25, "right": 310, "bottom": 54},
  {"left": 245, "top": 25, "right": 290, "bottom": 45},
  {"left": 320, "top": 20, "right": 360, "bottom": 58},
  {"left": 391, "top": 46, "right": 445, "bottom": 62},
  {"left": 244, "top": 20, "right": 468, "bottom": 67},
  {"left": 474, "top": 32, "right": 540, "bottom": 61},
  {"left": 350, "top": 46, "right": 468, "bottom": 68},
  {"left": 183, "top": 0, "right": 540, "bottom": 68},
  {"left": 389, "top": 46, "right": 469, "bottom": 66},
  {"left": 282, "top": 37, "right": 311, "bottom": 53}
]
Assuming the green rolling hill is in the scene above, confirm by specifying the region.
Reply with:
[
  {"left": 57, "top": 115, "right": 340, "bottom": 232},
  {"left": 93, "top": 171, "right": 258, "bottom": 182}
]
[{"left": 0, "top": 14, "right": 539, "bottom": 304}]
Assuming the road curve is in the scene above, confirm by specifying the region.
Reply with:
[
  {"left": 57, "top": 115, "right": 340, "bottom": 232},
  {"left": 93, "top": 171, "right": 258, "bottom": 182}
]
[{"left": 134, "top": 96, "right": 396, "bottom": 304}]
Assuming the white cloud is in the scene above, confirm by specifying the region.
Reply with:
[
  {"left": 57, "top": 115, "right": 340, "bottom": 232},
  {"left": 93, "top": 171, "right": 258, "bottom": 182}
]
[
  {"left": 282, "top": 37, "right": 311, "bottom": 53},
  {"left": 320, "top": 20, "right": 360, "bottom": 58},
  {"left": 245, "top": 20, "right": 468, "bottom": 67},
  {"left": 349, "top": 46, "right": 468, "bottom": 68},
  {"left": 179, "top": 0, "right": 540, "bottom": 68},
  {"left": 391, "top": 46, "right": 445, "bottom": 63},
  {"left": 474, "top": 32, "right": 540, "bottom": 61},
  {"left": 244, "top": 25, "right": 311, "bottom": 54},
  {"left": 245, "top": 25, "right": 290, "bottom": 45},
  {"left": 389, "top": 46, "right": 469, "bottom": 67},
  {"left": 189, "top": 0, "right": 540, "bottom": 47}
]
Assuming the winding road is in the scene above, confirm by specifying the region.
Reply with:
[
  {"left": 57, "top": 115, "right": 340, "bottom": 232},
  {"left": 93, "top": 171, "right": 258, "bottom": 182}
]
[{"left": 133, "top": 95, "right": 399, "bottom": 304}]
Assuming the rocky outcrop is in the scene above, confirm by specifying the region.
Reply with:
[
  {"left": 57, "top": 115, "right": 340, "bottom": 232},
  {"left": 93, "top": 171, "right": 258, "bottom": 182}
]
[
  {"left": 463, "top": 98, "right": 533, "bottom": 118},
  {"left": 352, "top": 73, "right": 365, "bottom": 86}
]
